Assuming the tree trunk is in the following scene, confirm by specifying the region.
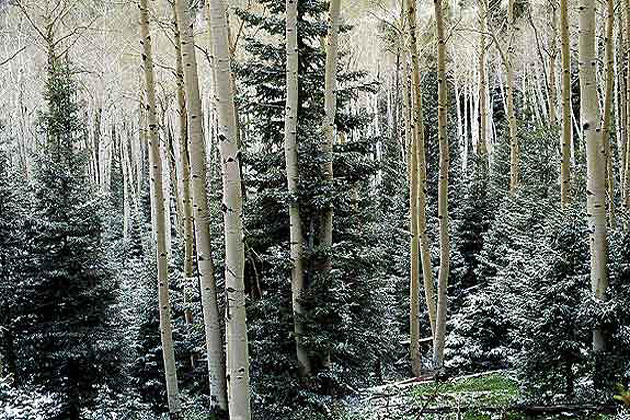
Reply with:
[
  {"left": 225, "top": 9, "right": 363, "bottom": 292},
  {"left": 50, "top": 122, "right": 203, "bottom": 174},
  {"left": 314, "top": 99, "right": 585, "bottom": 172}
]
[
  {"left": 284, "top": 0, "right": 311, "bottom": 378},
  {"left": 578, "top": 0, "right": 608, "bottom": 352},
  {"left": 507, "top": 0, "right": 519, "bottom": 192},
  {"left": 433, "top": 0, "right": 450, "bottom": 370},
  {"left": 601, "top": 0, "right": 616, "bottom": 227},
  {"left": 320, "top": 0, "right": 341, "bottom": 273},
  {"left": 478, "top": 0, "right": 489, "bottom": 164},
  {"left": 174, "top": 0, "right": 228, "bottom": 411},
  {"left": 560, "top": 0, "right": 572, "bottom": 208},
  {"left": 624, "top": 0, "right": 630, "bottom": 207},
  {"left": 408, "top": 0, "right": 435, "bottom": 375},
  {"left": 207, "top": 0, "right": 251, "bottom": 418},
  {"left": 138, "top": 0, "right": 181, "bottom": 416},
  {"left": 549, "top": 3, "right": 558, "bottom": 126}
]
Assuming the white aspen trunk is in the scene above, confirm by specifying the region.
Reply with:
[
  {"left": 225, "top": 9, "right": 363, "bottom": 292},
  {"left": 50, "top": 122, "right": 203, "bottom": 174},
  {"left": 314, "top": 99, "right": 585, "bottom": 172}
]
[
  {"left": 472, "top": 80, "right": 479, "bottom": 155},
  {"left": 601, "top": 0, "right": 616, "bottom": 226},
  {"left": 433, "top": 0, "right": 450, "bottom": 369},
  {"left": 478, "top": 0, "right": 489, "bottom": 163},
  {"left": 463, "top": 78, "right": 469, "bottom": 175},
  {"left": 506, "top": 0, "right": 519, "bottom": 191},
  {"left": 408, "top": 0, "right": 436, "bottom": 376},
  {"left": 578, "top": 0, "right": 609, "bottom": 352},
  {"left": 549, "top": 4, "right": 558, "bottom": 126},
  {"left": 138, "top": 0, "right": 181, "bottom": 415},
  {"left": 174, "top": 0, "right": 228, "bottom": 410},
  {"left": 283, "top": 0, "right": 311, "bottom": 377},
  {"left": 624, "top": 0, "right": 630, "bottom": 207},
  {"left": 560, "top": 0, "right": 572, "bottom": 207},
  {"left": 320, "top": 0, "right": 341, "bottom": 272},
  {"left": 208, "top": 0, "right": 251, "bottom": 417}
]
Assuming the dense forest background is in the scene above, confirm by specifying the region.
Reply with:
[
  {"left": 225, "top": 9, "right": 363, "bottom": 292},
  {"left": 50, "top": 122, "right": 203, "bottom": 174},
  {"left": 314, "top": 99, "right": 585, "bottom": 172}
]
[{"left": 1, "top": 0, "right": 630, "bottom": 419}]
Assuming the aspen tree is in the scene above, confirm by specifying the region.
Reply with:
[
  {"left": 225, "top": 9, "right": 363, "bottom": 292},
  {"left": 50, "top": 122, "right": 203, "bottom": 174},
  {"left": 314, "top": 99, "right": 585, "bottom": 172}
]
[
  {"left": 617, "top": 7, "right": 627, "bottom": 188},
  {"left": 138, "top": 0, "right": 181, "bottom": 415},
  {"left": 174, "top": 0, "right": 228, "bottom": 410},
  {"left": 283, "top": 0, "right": 311, "bottom": 378},
  {"left": 506, "top": 0, "right": 519, "bottom": 191},
  {"left": 549, "top": 3, "right": 558, "bottom": 126},
  {"left": 560, "top": 0, "right": 571, "bottom": 208},
  {"left": 207, "top": 0, "right": 251, "bottom": 417},
  {"left": 320, "top": 0, "right": 341, "bottom": 272},
  {"left": 625, "top": 0, "right": 630, "bottom": 207},
  {"left": 478, "top": 0, "right": 489, "bottom": 163},
  {"left": 408, "top": 0, "right": 435, "bottom": 376},
  {"left": 601, "top": 0, "right": 616, "bottom": 226},
  {"left": 433, "top": 0, "right": 450, "bottom": 369},
  {"left": 578, "top": 0, "right": 608, "bottom": 352}
]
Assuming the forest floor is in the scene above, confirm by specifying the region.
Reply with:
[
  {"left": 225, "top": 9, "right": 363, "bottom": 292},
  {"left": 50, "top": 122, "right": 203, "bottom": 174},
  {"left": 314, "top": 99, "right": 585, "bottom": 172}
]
[{"left": 337, "top": 371, "right": 623, "bottom": 419}]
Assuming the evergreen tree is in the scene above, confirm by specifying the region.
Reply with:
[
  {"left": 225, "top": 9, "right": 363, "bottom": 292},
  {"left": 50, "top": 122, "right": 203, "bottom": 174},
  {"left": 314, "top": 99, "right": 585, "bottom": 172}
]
[{"left": 9, "top": 61, "right": 122, "bottom": 419}]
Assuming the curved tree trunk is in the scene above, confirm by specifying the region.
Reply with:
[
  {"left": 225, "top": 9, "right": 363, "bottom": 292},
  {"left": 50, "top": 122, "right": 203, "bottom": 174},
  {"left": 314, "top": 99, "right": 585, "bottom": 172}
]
[
  {"left": 174, "top": 0, "right": 228, "bottom": 411},
  {"left": 560, "top": 0, "right": 572, "bottom": 208},
  {"left": 578, "top": 0, "right": 608, "bottom": 352},
  {"left": 207, "top": 0, "right": 251, "bottom": 418},
  {"left": 138, "top": 0, "right": 181, "bottom": 416},
  {"left": 284, "top": 0, "right": 311, "bottom": 378},
  {"left": 433, "top": 0, "right": 450, "bottom": 370}
]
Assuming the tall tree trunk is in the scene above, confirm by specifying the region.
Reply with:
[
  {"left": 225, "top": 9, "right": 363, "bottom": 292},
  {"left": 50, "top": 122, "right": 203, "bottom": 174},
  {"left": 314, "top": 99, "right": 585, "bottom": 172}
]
[
  {"left": 602, "top": 0, "right": 616, "bottom": 226},
  {"left": 578, "top": 0, "right": 608, "bottom": 352},
  {"left": 617, "top": 7, "right": 627, "bottom": 192},
  {"left": 320, "top": 0, "right": 341, "bottom": 273},
  {"left": 174, "top": 0, "right": 228, "bottom": 411},
  {"left": 207, "top": 0, "right": 251, "bottom": 418},
  {"left": 507, "top": 0, "right": 519, "bottom": 192},
  {"left": 549, "top": 3, "right": 558, "bottom": 126},
  {"left": 478, "top": 0, "right": 489, "bottom": 164},
  {"left": 408, "top": 0, "right": 436, "bottom": 376},
  {"left": 138, "top": 0, "right": 181, "bottom": 416},
  {"left": 433, "top": 0, "right": 450, "bottom": 369},
  {"left": 624, "top": 0, "right": 630, "bottom": 207},
  {"left": 560, "top": 0, "right": 572, "bottom": 208},
  {"left": 284, "top": 0, "right": 311, "bottom": 378}
]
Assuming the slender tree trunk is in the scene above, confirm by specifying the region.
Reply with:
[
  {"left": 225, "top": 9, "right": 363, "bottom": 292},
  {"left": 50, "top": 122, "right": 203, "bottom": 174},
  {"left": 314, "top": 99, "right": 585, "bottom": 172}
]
[
  {"left": 624, "top": 0, "right": 630, "bottom": 207},
  {"left": 320, "top": 0, "right": 341, "bottom": 273},
  {"left": 549, "top": 3, "right": 558, "bottom": 126},
  {"left": 138, "top": 0, "right": 181, "bottom": 416},
  {"left": 171, "top": 3, "right": 195, "bottom": 335},
  {"left": 617, "top": 8, "right": 627, "bottom": 192},
  {"left": 433, "top": 0, "right": 450, "bottom": 369},
  {"left": 478, "top": 0, "right": 489, "bottom": 164},
  {"left": 174, "top": 0, "right": 228, "bottom": 411},
  {"left": 601, "top": 0, "right": 616, "bottom": 227},
  {"left": 208, "top": 0, "right": 251, "bottom": 418},
  {"left": 284, "top": 0, "right": 311, "bottom": 378},
  {"left": 408, "top": 0, "right": 436, "bottom": 375},
  {"left": 578, "top": 0, "right": 608, "bottom": 352},
  {"left": 560, "top": 0, "right": 572, "bottom": 208},
  {"left": 507, "top": 0, "right": 519, "bottom": 192}
]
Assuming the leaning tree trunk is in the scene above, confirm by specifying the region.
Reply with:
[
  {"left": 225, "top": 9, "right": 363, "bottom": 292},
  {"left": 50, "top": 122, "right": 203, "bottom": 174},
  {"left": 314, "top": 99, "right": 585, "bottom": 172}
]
[
  {"left": 408, "top": 0, "right": 435, "bottom": 376},
  {"left": 601, "top": 0, "right": 616, "bottom": 226},
  {"left": 207, "top": 0, "right": 251, "bottom": 418},
  {"left": 578, "top": 0, "right": 608, "bottom": 352},
  {"left": 174, "top": 0, "right": 228, "bottom": 411},
  {"left": 560, "top": 0, "right": 572, "bottom": 208},
  {"left": 138, "top": 0, "right": 181, "bottom": 416},
  {"left": 320, "top": 0, "right": 341, "bottom": 273},
  {"left": 507, "top": 0, "right": 519, "bottom": 192},
  {"left": 283, "top": 0, "right": 311, "bottom": 378},
  {"left": 433, "top": 0, "right": 450, "bottom": 370}
]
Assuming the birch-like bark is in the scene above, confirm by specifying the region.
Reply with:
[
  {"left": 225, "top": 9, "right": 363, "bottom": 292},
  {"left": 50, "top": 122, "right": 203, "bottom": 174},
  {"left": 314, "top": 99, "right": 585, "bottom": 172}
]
[
  {"left": 433, "top": 0, "right": 450, "bottom": 369},
  {"left": 320, "top": 0, "right": 341, "bottom": 272},
  {"left": 601, "top": 0, "right": 616, "bottom": 226},
  {"left": 625, "top": 0, "right": 630, "bottom": 207},
  {"left": 408, "top": 0, "right": 435, "bottom": 375},
  {"left": 174, "top": 0, "right": 228, "bottom": 410},
  {"left": 578, "top": 0, "right": 608, "bottom": 352},
  {"left": 208, "top": 0, "right": 251, "bottom": 417},
  {"left": 617, "top": 8, "right": 627, "bottom": 190},
  {"left": 478, "top": 0, "right": 489, "bottom": 164},
  {"left": 171, "top": 3, "right": 195, "bottom": 335},
  {"left": 560, "top": 0, "right": 572, "bottom": 208},
  {"left": 284, "top": 0, "right": 311, "bottom": 378},
  {"left": 138, "top": 0, "right": 181, "bottom": 415},
  {"left": 549, "top": 3, "right": 558, "bottom": 126},
  {"left": 507, "top": 0, "right": 519, "bottom": 192}
]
